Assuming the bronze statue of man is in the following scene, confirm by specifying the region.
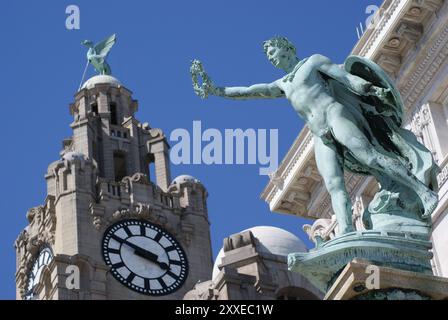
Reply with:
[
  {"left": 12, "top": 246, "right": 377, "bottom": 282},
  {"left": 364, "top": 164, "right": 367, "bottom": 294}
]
[{"left": 191, "top": 36, "right": 439, "bottom": 235}]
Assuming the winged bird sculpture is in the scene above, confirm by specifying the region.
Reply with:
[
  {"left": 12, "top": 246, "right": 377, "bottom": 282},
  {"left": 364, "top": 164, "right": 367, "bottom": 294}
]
[{"left": 81, "top": 34, "right": 117, "bottom": 75}]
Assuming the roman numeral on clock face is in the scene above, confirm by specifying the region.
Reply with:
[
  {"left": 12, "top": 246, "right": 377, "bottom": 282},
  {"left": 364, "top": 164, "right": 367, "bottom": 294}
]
[
  {"left": 157, "top": 278, "right": 167, "bottom": 289},
  {"left": 144, "top": 278, "right": 150, "bottom": 290},
  {"left": 123, "top": 226, "right": 133, "bottom": 237},
  {"left": 126, "top": 273, "right": 136, "bottom": 283},
  {"left": 112, "top": 262, "right": 126, "bottom": 269},
  {"left": 169, "top": 259, "right": 182, "bottom": 266},
  {"left": 107, "top": 248, "right": 121, "bottom": 255},
  {"left": 165, "top": 270, "right": 178, "bottom": 279},
  {"left": 153, "top": 232, "right": 163, "bottom": 242},
  {"left": 164, "top": 245, "right": 176, "bottom": 252}
]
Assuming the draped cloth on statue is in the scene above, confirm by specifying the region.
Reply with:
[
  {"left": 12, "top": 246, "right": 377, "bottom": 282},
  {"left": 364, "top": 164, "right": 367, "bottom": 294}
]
[{"left": 321, "top": 56, "right": 440, "bottom": 218}]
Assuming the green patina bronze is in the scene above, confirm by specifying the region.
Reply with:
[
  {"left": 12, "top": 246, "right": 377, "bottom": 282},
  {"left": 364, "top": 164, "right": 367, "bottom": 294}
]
[
  {"left": 191, "top": 36, "right": 441, "bottom": 292},
  {"left": 82, "top": 34, "right": 117, "bottom": 75}
]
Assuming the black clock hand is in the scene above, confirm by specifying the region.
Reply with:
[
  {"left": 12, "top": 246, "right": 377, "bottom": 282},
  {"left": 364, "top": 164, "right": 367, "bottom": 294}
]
[
  {"left": 119, "top": 238, "right": 169, "bottom": 270},
  {"left": 133, "top": 250, "right": 169, "bottom": 270}
]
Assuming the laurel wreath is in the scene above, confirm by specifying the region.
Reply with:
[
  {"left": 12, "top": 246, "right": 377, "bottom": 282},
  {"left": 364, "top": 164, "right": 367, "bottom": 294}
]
[{"left": 190, "top": 59, "right": 213, "bottom": 99}]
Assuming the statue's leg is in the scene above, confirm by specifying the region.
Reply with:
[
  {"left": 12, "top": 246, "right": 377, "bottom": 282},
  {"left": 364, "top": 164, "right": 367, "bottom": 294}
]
[
  {"left": 314, "top": 137, "right": 354, "bottom": 235},
  {"left": 104, "top": 62, "right": 111, "bottom": 75},
  {"left": 327, "top": 104, "right": 438, "bottom": 217}
]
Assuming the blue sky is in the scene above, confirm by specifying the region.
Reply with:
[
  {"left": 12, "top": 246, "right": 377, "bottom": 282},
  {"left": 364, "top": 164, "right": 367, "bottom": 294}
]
[{"left": 0, "top": 0, "right": 382, "bottom": 299}]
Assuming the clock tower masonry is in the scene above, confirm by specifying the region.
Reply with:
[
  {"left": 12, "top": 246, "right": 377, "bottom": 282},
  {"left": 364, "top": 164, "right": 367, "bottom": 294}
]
[{"left": 14, "top": 75, "right": 213, "bottom": 300}]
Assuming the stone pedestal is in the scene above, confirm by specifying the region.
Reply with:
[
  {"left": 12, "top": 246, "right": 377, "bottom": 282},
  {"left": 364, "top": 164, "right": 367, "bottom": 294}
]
[
  {"left": 324, "top": 259, "right": 448, "bottom": 300},
  {"left": 288, "top": 230, "right": 433, "bottom": 293}
]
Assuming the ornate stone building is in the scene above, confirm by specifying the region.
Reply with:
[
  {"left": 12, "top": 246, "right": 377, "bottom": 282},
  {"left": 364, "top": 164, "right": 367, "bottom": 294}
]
[
  {"left": 14, "top": 75, "right": 213, "bottom": 299},
  {"left": 14, "top": 73, "right": 320, "bottom": 300},
  {"left": 262, "top": 0, "right": 448, "bottom": 278}
]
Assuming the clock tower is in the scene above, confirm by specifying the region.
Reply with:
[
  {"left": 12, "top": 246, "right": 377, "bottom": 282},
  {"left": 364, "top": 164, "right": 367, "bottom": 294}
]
[{"left": 14, "top": 75, "right": 213, "bottom": 300}]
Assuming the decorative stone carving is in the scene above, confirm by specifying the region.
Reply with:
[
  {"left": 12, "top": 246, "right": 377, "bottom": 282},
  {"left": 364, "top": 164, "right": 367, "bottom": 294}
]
[
  {"left": 15, "top": 230, "right": 30, "bottom": 270},
  {"left": 126, "top": 172, "right": 150, "bottom": 185},
  {"left": 268, "top": 171, "right": 284, "bottom": 190},
  {"left": 141, "top": 122, "right": 150, "bottom": 131},
  {"left": 396, "top": 21, "right": 423, "bottom": 44},
  {"left": 437, "top": 161, "right": 448, "bottom": 187},
  {"left": 352, "top": 196, "right": 369, "bottom": 231},
  {"left": 377, "top": 52, "right": 402, "bottom": 76},
  {"left": 303, "top": 216, "right": 337, "bottom": 246},
  {"left": 61, "top": 137, "right": 75, "bottom": 156},
  {"left": 26, "top": 206, "right": 43, "bottom": 224},
  {"left": 388, "top": 37, "right": 402, "bottom": 49},
  {"left": 149, "top": 128, "right": 164, "bottom": 140},
  {"left": 408, "top": 6, "right": 423, "bottom": 17},
  {"left": 24, "top": 197, "right": 56, "bottom": 246},
  {"left": 417, "top": 0, "right": 443, "bottom": 12},
  {"left": 90, "top": 204, "right": 105, "bottom": 230},
  {"left": 110, "top": 203, "right": 154, "bottom": 223},
  {"left": 408, "top": 103, "right": 439, "bottom": 162},
  {"left": 401, "top": 26, "right": 448, "bottom": 109}
]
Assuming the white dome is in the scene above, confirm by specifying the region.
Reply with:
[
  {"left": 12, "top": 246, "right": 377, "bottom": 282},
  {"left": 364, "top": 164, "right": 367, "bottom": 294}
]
[
  {"left": 212, "top": 226, "right": 307, "bottom": 280},
  {"left": 172, "top": 175, "right": 199, "bottom": 185},
  {"left": 81, "top": 75, "right": 122, "bottom": 90}
]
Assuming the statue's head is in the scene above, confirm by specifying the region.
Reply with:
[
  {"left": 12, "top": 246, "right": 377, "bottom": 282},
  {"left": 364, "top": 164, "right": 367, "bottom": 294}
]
[
  {"left": 81, "top": 40, "right": 93, "bottom": 47},
  {"left": 263, "top": 36, "right": 298, "bottom": 72}
]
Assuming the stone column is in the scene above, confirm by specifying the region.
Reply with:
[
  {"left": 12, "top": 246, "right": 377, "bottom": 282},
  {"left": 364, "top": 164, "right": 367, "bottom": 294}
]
[{"left": 148, "top": 137, "right": 171, "bottom": 191}]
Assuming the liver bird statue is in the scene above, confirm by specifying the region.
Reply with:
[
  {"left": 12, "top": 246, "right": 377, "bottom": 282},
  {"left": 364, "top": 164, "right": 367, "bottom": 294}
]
[{"left": 81, "top": 34, "right": 117, "bottom": 75}]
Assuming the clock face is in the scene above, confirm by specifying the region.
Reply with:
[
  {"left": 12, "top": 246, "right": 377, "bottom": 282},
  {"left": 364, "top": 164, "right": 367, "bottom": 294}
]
[
  {"left": 102, "top": 219, "right": 188, "bottom": 296},
  {"left": 25, "top": 247, "right": 53, "bottom": 300}
]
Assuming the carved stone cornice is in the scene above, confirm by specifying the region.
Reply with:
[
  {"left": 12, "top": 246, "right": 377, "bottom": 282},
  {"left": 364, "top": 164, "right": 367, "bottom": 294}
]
[
  {"left": 352, "top": 0, "right": 406, "bottom": 57},
  {"left": 400, "top": 24, "right": 448, "bottom": 113},
  {"left": 260, "top": 127, "right": 314, "bottom": 206},
  {"left": 353, "top": 0, "right": 443, "bottom": 58},
  {"left": 122, "top": 172, "right": 150, "bottom": 185},
  {"left": 352, "top": 0, "right": 446, "bottom": 84}
]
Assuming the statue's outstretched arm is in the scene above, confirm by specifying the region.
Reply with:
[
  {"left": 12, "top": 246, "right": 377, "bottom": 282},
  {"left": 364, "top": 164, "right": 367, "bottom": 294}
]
[
  {"left": 191, "top": 60, "right": 284, "bottom": 100},
  {"left": 213, "top": 82, "right": 284, "bottom": 100},
  {"left": 318, "top": 61, "right": 373, "bottom": 96}
]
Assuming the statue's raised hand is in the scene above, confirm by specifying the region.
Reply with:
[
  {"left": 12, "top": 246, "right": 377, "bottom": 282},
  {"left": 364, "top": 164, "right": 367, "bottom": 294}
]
[{"left": 190, "top": 60, "right": 218, "bottom": 99}]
